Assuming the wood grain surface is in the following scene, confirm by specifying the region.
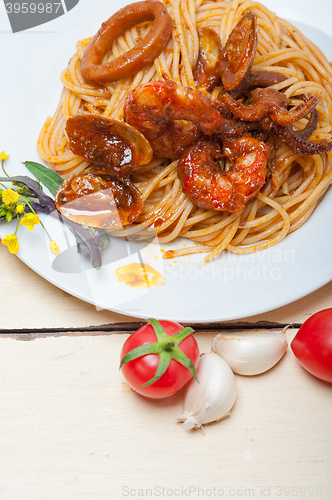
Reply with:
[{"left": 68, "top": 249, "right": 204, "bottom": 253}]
[
  {"left": 1, "top": 240, "right": 332, "bottom": 500},
  {"left": 0, "top": 330, "right": 331, "bottom": 500}
]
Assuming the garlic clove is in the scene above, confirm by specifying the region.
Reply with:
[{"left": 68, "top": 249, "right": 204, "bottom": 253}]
[
  {"left": 212, "top": 329, "right": 288, "bottom": 376},
  {"left": 178, "top": 352, "right": 237, "bottom": 430}
]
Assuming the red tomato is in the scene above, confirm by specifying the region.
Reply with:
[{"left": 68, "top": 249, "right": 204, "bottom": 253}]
[
  {"left": 291, "top": 308, "right": 332, "bottom": 383},
  {"left": 120, "top": 319, "right": 200, "bottom": 399}
]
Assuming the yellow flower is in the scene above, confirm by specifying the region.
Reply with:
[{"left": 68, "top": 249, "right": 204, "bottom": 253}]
[
  {"left": 2, "top": 234, "right": 19, "bottom": 254},
  {"left": 20, "top": 213, "right": 40, "bottom": 231},
  {"left": 50, "top": 240, "right": 60, "bottom": 255},
  {"left": 0, "top": 151, "right": 9, "bottom": 161},
  {"left": 2, "top": 189, "right": 20, "bottom": 206},
  {"left": 16, "top": 204, "right": 24, "bottom": 214}
]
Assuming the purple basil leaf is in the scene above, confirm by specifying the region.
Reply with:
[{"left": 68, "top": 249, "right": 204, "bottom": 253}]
[{"left": 52, "top": 211, "right": 108, "bottom": 270}]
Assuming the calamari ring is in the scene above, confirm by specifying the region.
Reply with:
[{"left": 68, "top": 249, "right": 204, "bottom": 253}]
[{"left": 81, "top": 0, "right": 173, "bottom": 83}]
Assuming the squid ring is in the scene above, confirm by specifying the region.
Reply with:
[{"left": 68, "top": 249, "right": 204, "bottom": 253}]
[{"left": 81, "top": 0, "right": 173, "bottom": 83}]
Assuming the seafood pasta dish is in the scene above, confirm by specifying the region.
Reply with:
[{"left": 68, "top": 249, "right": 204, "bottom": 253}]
[{"left": 38, "top": 0, "right": 332, "bottom": 262}]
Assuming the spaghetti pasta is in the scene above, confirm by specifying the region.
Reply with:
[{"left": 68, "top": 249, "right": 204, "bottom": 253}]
[{"left": 37, "top": 0, "right": 332, "bottom": 262}]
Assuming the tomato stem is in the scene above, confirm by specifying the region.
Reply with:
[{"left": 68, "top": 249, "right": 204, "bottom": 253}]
[{"left": 162, "top": 341, "right": 176, "bottom": 351}]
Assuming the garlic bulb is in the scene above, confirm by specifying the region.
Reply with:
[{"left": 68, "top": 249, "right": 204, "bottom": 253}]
[
  {"left": 212, "top": 329, "right": 288, "bottom": 376},
  {"left": 178, "top": 352, "right": 237, "bottom": 430}
]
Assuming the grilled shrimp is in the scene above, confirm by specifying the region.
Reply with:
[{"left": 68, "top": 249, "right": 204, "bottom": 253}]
[
  {"left": 123, "top": 80, "right": 223, "bottom": 160},
  {"left": 178, "top": 135, "right": 269, "bottom": 213}
]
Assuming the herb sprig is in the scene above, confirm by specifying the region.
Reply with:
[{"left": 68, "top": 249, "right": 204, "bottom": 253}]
[{"left": 0, "top": 152, "right": 109, "bottom": 269}]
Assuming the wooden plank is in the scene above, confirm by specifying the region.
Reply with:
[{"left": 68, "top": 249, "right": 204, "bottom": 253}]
[
  {"left": 0, "top": 325, "right": 299, "bottom": 341},
  {"left": 0, "top": 330, "right": 331, "bottom": 499},
  {"left": 2, "top": 244, "right": 332, "bottom": 329}
]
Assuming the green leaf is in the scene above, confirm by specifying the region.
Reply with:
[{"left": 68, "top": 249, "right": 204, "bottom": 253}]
[
  {"left": 23, "top": 161, "right": 63, "bottom": 196},
  {"left": 147, "top": 318, "right": 169, "bottom": 342},
  {"left": 170, "top": 327, "right": 195, "bottom": 345},
  {"left": 171, "top": 346, "right": 198, "bottom": 381},
  {"left": 139, "top": 350, "right": 172, "bottom": 388},
  {"left": 119, "top": 342, "right": 162, "bottom": 369}
]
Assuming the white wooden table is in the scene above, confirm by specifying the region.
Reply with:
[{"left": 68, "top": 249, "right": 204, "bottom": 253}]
[{"left": 1, "top": 244, "right": 332, "bottom": 500}]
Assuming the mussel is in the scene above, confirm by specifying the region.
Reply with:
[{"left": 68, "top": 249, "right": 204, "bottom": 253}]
[
  {"left": 194, "top": 28, "right": 223, "bottom": 91},
  {"left": 55, "top": 172, "right": 144, "bottom": 229},
  {"left": 65, "top": 114, "right": 153, "bottom": 176},
  {"left": 217, "top": 12, "right": 258, "bottom": 91}
]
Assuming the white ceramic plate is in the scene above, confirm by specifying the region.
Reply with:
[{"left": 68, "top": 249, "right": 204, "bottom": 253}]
[{"left": 1, "top": 0, "right": 332, "bottom": 322}]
